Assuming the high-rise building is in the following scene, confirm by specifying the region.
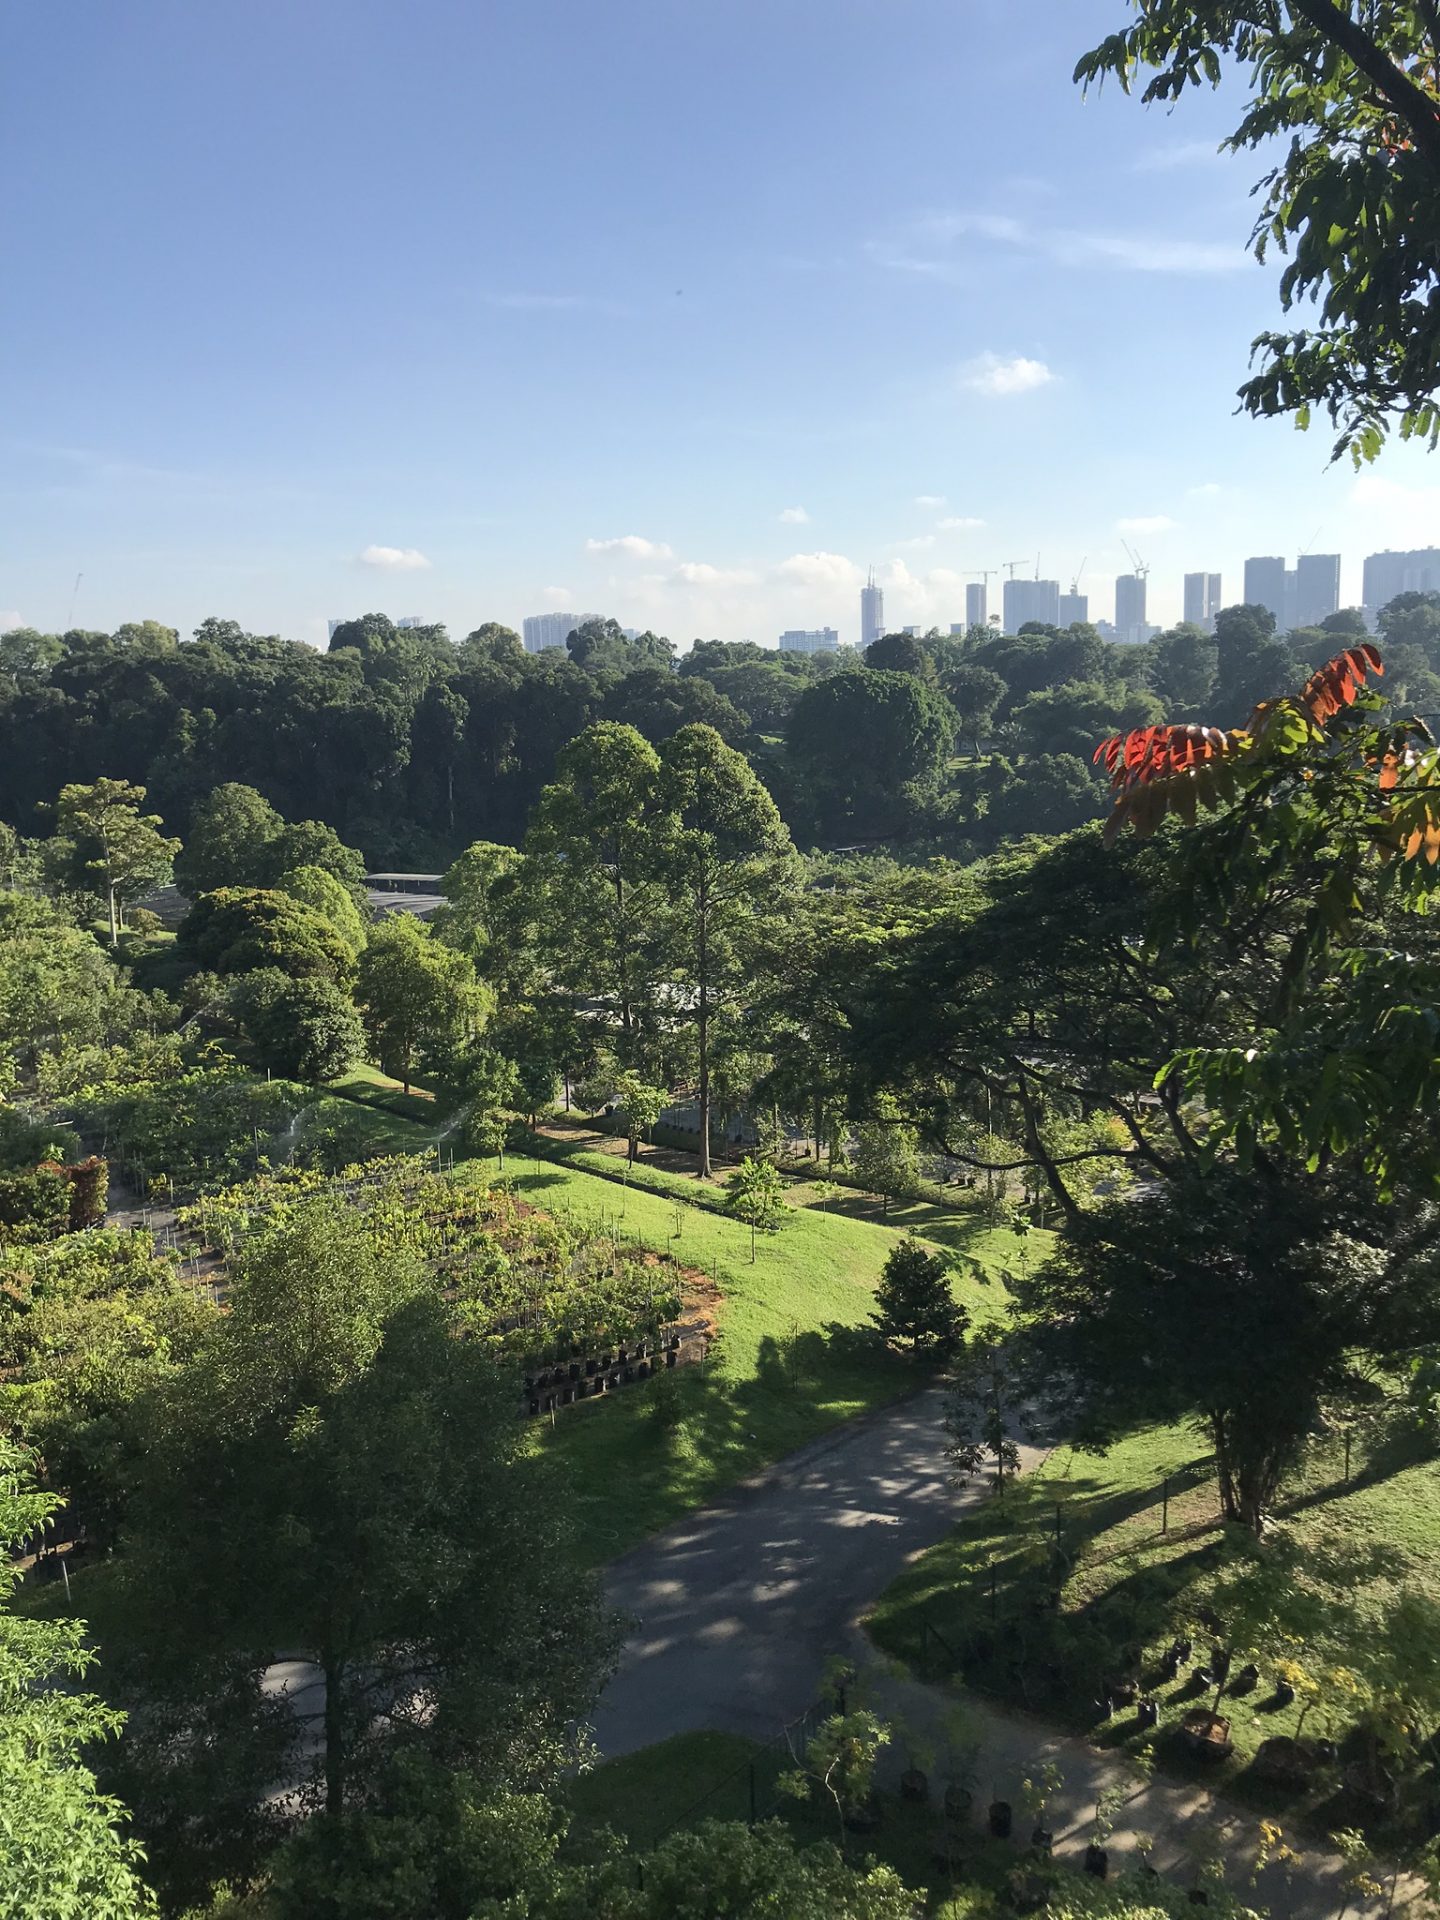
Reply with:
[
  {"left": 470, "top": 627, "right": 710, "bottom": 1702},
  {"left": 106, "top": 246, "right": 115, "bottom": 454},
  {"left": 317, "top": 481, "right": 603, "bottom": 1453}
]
[
  {"left": 860, "top": 570, "right": 884, "bottom": 652},
  {"left": 1183, "top": 572, "right": 1223, "bottom": 631},
  {"left": 396, "top": 615, "right": 424, "bottom": 631},
  {"left": 1243, "top": 556, "right": 1288, "bottom": 625},
  {"left": 1058, "top": 592, "right": 1089, "bottom": 627},
  {"left": 522, "top": 610, "right": 599, "bottom": 653},
  {"left": 1003, "top": 577, "right": 1060, "bottom": 631},
  {"left": 1114, "top": 574, "right": 1148, "bottom": 644},
  {"left": 1363, "top": 547, "right": 1440, "bottom": 622},
  {"left": 1293, "top": 553, "right": 1341, "bottom": 628},
  {"left": 965, "top": 581, "right": 988, "bottom": 629},
  {"left": 778, "top": 628, "right": 839, "bottom": 654}
]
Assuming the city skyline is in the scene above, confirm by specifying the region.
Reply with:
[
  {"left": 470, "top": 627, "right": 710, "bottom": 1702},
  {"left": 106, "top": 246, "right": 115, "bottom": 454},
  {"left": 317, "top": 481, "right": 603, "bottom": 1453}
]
[{"left": 7, "top": 3, "right": 1440, "bottom": 650}]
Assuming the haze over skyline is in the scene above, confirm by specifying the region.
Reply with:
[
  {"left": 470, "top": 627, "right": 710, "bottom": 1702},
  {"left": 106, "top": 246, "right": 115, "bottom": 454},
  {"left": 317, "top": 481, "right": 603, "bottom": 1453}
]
[{"left": 5, "top": 0, "right": 1439, "bottom": 649}]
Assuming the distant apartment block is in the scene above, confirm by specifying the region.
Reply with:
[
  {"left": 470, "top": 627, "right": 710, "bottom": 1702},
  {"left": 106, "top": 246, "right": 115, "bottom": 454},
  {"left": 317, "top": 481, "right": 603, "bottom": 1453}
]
[
  {"left": 1058, "top": 592, "right": 1088, "bottom": 626},
  {"left": 1003, "top": 577, "right": 1061, "bottom": 631},
  {"left": 860, "top": 572, "right": 885, "bottom": 651},
  {"left": 965, "top": 581, "right": 988, "bottom": 629},
  {"left": 1364, "top": 547, "right": 1440, "bottom": 621},
  {"left": 1183, "top": 572, "right": 1222, "bottom": 631},
  {"left": 778, "top": 627, "right": 840, "bottom": 654},
  {"left": 522, "top": 610, "right": 599, "bottom": 653},
  {"left": 1114, "top": 573, "right": 1148, "bottom": 644},
  {"left": 1293, "top": 553, "right": 1341, "bottom": 628},
  {"left": 1243, "top": 554, "right": 1340, "bottom": 630}
]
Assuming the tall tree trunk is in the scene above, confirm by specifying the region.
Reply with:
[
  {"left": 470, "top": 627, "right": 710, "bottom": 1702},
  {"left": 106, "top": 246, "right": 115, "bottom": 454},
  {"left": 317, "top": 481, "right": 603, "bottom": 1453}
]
[
  {"left": 106, "top": 880, "right": 119, "bottom": 949},
  {"left": 323, "top": 1653, "right": 346, "bottom": 1818},
  {"left": 696, "top": 886, "right": 711, "bottom": 1178}
]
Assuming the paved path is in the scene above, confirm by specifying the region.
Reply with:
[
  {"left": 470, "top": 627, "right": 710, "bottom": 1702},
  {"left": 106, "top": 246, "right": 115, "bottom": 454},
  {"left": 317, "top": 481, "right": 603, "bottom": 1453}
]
[
  {"left": 593, "top": 1386, "right": 1048, "bottom": 1754},
  {"left": 591, "top": 1391, "right": 1423, "bottom": 1918}
]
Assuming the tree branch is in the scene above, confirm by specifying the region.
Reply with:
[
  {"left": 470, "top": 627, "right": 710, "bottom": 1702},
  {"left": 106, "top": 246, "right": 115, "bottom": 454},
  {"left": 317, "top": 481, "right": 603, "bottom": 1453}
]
[{"left": 1287, "top": 0, "right": 1440, "bottom": 170}]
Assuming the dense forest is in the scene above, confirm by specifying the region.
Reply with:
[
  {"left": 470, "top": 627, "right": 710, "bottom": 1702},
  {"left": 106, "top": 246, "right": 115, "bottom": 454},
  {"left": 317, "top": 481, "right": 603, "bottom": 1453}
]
[{"left": 7, "top": 595, "right": 1440, "bottom": 863}]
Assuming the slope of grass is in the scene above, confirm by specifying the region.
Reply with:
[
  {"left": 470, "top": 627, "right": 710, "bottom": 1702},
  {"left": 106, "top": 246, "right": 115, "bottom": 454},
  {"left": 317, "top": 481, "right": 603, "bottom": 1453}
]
[
  {"left": 487, "top": 1137, "right": 1045, "bottom": 1562},
  {"left": 867, "top": 1416, "right": 1440, "bottom": 1832}
]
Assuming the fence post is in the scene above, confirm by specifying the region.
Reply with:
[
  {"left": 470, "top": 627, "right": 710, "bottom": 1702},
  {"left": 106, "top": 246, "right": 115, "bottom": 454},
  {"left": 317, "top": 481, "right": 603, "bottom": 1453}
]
[
  {"left": 1344, "top": 1429, "right": 1352, "bottom": 1484},
  {"left": 1162, "top": 1476, "right": 1170, "bottom": 1535}
]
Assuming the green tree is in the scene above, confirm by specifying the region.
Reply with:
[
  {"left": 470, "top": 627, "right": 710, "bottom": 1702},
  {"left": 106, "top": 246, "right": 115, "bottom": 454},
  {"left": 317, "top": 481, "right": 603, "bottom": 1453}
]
[
  {"left": 525, "top": 723, "right": 669, "bottom": 1059},
  {"left": 612, "top": 1069, "right": 665, "bottom": 1164},
  {"left": 357, "top": 915, "right": 492, "bottom": 1092},
  {"left": 863, "top": 631, "right": 935, "bottom": 681},
  {"left": 943, "top": 660, "right": 1007, "bottom": 755},
  {"left": 786, "top": 672, "right": 955, "bottom": 840},
  {"left": 872, "top": 1238, "right": 968, "bottom": 1354},
  {"left": 657, "top": 725, "right": 797, "bottom": 1177},
  {"left": 48, "top": 779, "right": 179, "bottom": 947},
  {"left": 107, "top": 1199, "right": 617, "bottom": 1906},
  {"left": 275, "top": 865, "right": 368, "bottom": 957},
  {"left": 228, "top": 968, "right": 365, "bottom": 1081},
  {"left": 1013, "top": 1172, "right": 1434, "bottom": 1533},
  {"left": 724, "top": 1153, "right": 788, "bottom": 1260},
  {"left": 1077, "top": 3, "right": 1440, "bottom": 460},
  {"left": 0, "top": 892, "right": 134, "bottom": 1090},
  {"left": 173, "top": 783, "right": 283, "bottom": 897},
  {"left": 431, "top": 840, "right": 524, "bottom": 976},
  {"left": 849, "top": 1116, "right": 920, "bottom": 1217},
  {"left": 1149, "top": 623, "right": 1218, "bottom": 713},
  {"left": 0, "top": 1438, "right": 156, "bottom": 1918},
  {"left": 178, "top": 887, "right": 356, "bottom": 983}
]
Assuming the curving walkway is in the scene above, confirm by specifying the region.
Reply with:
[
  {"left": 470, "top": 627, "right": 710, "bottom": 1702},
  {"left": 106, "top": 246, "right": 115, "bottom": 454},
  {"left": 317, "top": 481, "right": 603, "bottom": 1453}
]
[{"left": 591, "top": 1390, "right": 1422, "bottom": 1919}]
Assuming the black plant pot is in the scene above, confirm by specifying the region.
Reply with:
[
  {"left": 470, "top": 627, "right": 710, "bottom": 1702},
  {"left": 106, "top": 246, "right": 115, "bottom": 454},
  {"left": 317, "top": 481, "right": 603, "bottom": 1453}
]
[
  {"left": 1189, "top": 1891, "right": 1209, "bottom": 1907},
  {"left": 943, "top": 1784, "right": 973, "bottom": 1823},
  {"left": 900, "top": 1767, "right": 929, "bottom": 1804},
  {"left": 1173, "top": 1637, "right": 1194, "bottom": 1662},
  {"left": 989, "top": 1800, "right": 1013, "bottom": 1839},
  {"left": 1274, "top": 1681, "right": 1296, "bottom": 1708},
  {"left": 1085, "top": 1844, "right": 1109, "bottom": 1879},
  {"left": 1311, "top": 1738, "right": 1338, "bottom": 1765},
  {"left": 1137, "top": 1698, "right": 1159, "bottom": 1729},
  {"left": 1031, "top": 1827, "right": 1053, "bottom": 1855},
  {"left": 1236, "top": 1663, "right": 1260, "bottom": 1693}
]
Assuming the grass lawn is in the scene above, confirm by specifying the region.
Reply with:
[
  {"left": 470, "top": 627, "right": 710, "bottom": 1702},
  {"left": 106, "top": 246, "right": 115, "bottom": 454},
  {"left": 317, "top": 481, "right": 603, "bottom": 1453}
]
[
  {"left": 480, "top": 1132, "right": 1046, "bottom": 1563},
  {"left": 867, "top": 1415, "right": 1440, "bottom": 1839}
]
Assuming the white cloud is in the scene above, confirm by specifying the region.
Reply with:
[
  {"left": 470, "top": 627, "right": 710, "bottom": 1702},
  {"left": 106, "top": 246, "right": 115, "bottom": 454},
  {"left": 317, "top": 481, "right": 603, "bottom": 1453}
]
[
  {"left": 540, "top": 585, "right": 572, "bottom": 604},
  {"left": 673, "top": 561, "right": 760, "bottom": 587},
  {"left": 914, "top": 494, "right": 947, "bottom": 509},
  {"left": 959, "top": 352, "right": 1054, "bottom": 397},
  {"left": 1186, "top": 482, "right": 1223, "bottom": 498},
  {"left": 1116, "top": 515, "right": 1177, "bottom": 535},
  {"left": 586, "top": 534, "right": 675, "bottom": 560},
  {"left": 874, "top": 208, "right": 1245, "bottom": 280},
  {"left": 776, "top": 551, "right": 863, "bottom": 588},
  {"left": 1350, "top": 472, "right": 1440, "bottom": 542},
  {"left": 894, "top": 535, "right": 937, "bottom": 551},
  {"left": 1134, "top": 138, "right": 1226, "bottom": 172},
  {"left": 938, "top": 515, "right": 985, "bottom": 530},
  {"left": 358, "top": 544, "right": 431, "bottom": 570},
  {"left": 1055, "top": 233, "right": 1243, "bottom": 274},
  {"left": 0, "top": 610, "right": 22, "bottom": 630},
  {"left": 778, "top": 505, "right": 810, "bottom": 524}
]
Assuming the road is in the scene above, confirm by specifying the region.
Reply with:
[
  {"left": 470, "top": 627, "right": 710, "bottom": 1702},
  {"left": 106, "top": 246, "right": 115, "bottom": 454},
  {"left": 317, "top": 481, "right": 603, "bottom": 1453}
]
[
  {"left": 592, "top": 1385, "right": 1048, "bottom": 1754},
  {"left": 590, "top": 1389, "right": 1422, "bottom": 1918}
]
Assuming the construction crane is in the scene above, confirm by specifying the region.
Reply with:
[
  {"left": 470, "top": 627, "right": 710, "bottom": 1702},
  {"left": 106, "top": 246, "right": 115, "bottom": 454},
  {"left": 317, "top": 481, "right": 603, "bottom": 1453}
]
[
  {"left": 1121, "top": 539, "right": 1151, "bottom": 581},
  {"left": 1002, "top": 559, "right": 1026, "bottom": 580},
  {"left": 1070, "top": 557, "right": 1087, "bottom": 596},
  {"left": 963, "top": 568, "right": 997, "bottom": 587}
]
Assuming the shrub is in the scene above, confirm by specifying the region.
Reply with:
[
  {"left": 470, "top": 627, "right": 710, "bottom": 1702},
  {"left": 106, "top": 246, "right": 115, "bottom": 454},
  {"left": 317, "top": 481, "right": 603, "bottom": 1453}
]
[{"left": 872, "top": 1238, "right": 968, "bottom": 1354}]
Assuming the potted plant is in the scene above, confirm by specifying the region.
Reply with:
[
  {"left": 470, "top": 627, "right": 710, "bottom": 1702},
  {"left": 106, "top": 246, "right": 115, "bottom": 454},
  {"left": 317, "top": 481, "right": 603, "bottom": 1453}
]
[
  {"left": 894, "top": 1717, "right": 933, "bottom": 1804},
  {"left": 1020, "top": 1761, "right": 1063, "bottom": 1854},
  {"left": 779, "top": 1709, "right": 889, "bottom": 1850},
  {"left": 988, "top": 1781, "right": 1013, "bottom": 1839},
  {"left": 939, "top": 1703, "right": 980, "bottom": 1824},
  {"left": 1134, "top": 1831, "right": 1160, "bottom": 1882},
  {"left": 1084, "top": 1786, "right": 1124, "bottom": 1878},
  {"left": 1136, "top": 1696, "right": 1160, "bottom": 1729},
  {"left": 1179, "top": 1707, "right": 1233, "bottom": 1760}
]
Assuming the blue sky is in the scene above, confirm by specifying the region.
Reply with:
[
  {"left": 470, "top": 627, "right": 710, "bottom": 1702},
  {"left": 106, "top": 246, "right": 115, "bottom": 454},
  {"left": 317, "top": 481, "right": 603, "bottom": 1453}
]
[{"left": 4, "top": 0, "right": 1438, "bottom": 648}]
